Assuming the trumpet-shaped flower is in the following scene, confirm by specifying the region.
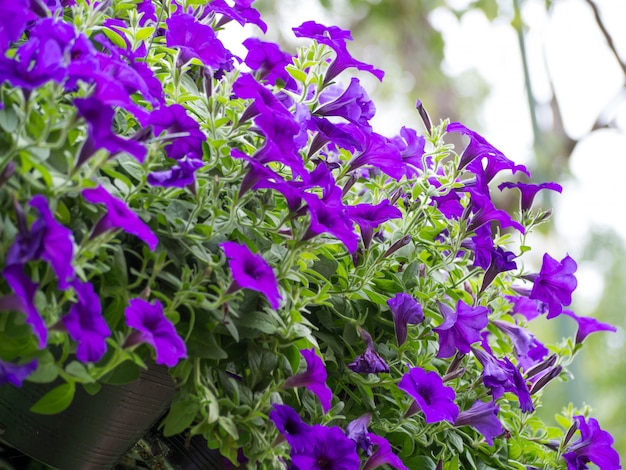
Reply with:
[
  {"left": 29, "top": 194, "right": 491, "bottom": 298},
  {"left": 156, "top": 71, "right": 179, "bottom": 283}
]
[
  {"left": 363, "top": 434, "right": 410, "bottom": 470},
  {"left": 221, "top": 241, "right": 282, "bottom": 309},
  {"left": 498, "top": 181, "right": 562, "bottom": 212},
  {"left": 283, "top": 348, "right": 332, "bottom": 413},
  {"left": 563, "top": 416, "right": 621, "bottom": 470},
  {"left": 387, "top": 293, "right": 425, "bottom": 347},
  {"left": 290, "top": 424, "right": 360, "bottom": 470},
  {"left": 527, "top": 253, "right": 577, "bottom": 319},
  {"left": 348, "top": 329, "right": 390, "bottom": 374},
  {"left": 433, "top": 300, "right": 489, "bottom": 358},
  {"left": 561, "top": 310, "right": 617, "bottom": 345},
  {"left": 454, "top": 400, "right": 503, "bottom": 446},
  {"left": 398, "top": 367, "right": 459, "bottom": 424},
  {"left": 124, "top": 299, "right": 187, "bottom": 367},
  {"left": 269, "top": 404, "right": 311, "bottom": 452},
  {"left": 0, "top": 358, "right": 38, "bottom": 387}
]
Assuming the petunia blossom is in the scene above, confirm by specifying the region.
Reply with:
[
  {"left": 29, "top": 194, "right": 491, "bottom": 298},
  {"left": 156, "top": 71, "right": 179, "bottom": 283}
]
[
  {"left": 527, "top": 253, "right": 577, "bottom": 319},
  {"left": 346, "top": 200, "right": 402, "bottom": 249},
  {"left": 454, "top": 400, "right": 504, "bottom": 446},
  {"left": 269, "top": 404, "right": 311, "bottom": 452},
  {"left": 82, "top": 185, "right": 158, "bottom": 251},
  {"left": 347, "top": 329, "right": 390, "bottom": 374},
  {"left": 492, "top": 319, "right": 548, "bottom": 370},
  {"left": 62, "top": 279, "right": 110, "bottom": 363},
  {"left": 124, "top": 298, "right": 187, "bottom": 367},
  {"left": 563, "top": 416, "right": 621, "bottom": 470},
  {"left": 498, "top": 181, "right": 562, "bottom": 212},
  {"left": 315, "top": 78, "right": 376, "bottom": 130},
  {"left": 283, "top": 348, "right": 333, "bottom": 413},
  {"left": 561, "top": 310, "right": 617, "bottom": 345},
  {"left": 346, "top": 413, "right": 373, "bottom": 455},
  {"left": 290, "top": 424, "right": 360, "bottom": 470},
  {"left": 398, "top": 367, "right": 459, "bottom": 424},
  {"left": 221, "top": 241, "right": 282, "bottom": 309},
  {"left": 386, "top": 293, "right": 425, "bottom": 347},
  {"left": 433, "top": 300, "right": 489, "bottom": 358},
  {"left": 363, "top": 434, "right": 410, "bottom": 470},
  {"left": 0, "top": 358, "right": 38, "bottom": 387}
]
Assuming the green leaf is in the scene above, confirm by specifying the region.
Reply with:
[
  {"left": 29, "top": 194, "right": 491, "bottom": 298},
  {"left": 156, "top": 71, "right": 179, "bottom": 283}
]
[
  {"left": 286, "top": 65, "right": 307, "bottom": 84},
  {"left": 102, "top": 27, "right": 127, "bottom": 50},
  {"left": 65, "top": 361, "right": 95, "bottom": 383},
  {"left": 135, "top": 26, "right": 155, "bottom": 41},
  {"left": 162, "top": 398, "right": 200, "bottom": 437},
  {"left": 0, "top": 105, "right": 18, "bottom": 132},
  {"left": 30, "top": 382, "right": 75, "bottom": 415},
  {"left": 101, "top": 360, "right": 140, "bottom": 385}
]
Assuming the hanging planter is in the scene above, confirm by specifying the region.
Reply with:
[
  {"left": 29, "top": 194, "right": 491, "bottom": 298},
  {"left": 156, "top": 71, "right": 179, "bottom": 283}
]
[{"left": 0, "top": 361, "right": 175, "bottom": 470}]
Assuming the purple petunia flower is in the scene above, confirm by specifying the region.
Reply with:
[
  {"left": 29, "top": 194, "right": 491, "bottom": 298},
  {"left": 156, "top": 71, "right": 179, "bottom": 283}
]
[
  {"left": 75, "top": 97, "right": 147, "bottom": 166},
  {"left": 561, "top": 310, "right": 617, "bottom": 345},
  {"left": 498, "top": 181, "right": 562, "bottom": 212},
  {"left": 144, "top": 104, "right": 205, "bottom": 160},
  {"left": 315, "top": 78, "right": 376, "bottom": 129},
  {"left": 480, "top": 245, "right": 517, "bottom": 293},
  {"left": 82, "top": 185, "right": 158, "bottom": 251},
  {"left": 0, "top": 358, "right": 38, "bottom": 387},
  {"left": 124, "top": 298, "right": 187, "bottom": 367},
  {"left": 386, "top": 293, "right": 425, "bottom": 347},
  {"left": 348, "top": 328, "right": 390, "bottom": 374},
  {"left": 472, "top": 347, "right": 534, "bottom": 413},
  {"left": 391, "top": 126, "right": 428, "bottom": 178},
  {"left": 147, "top": 156, "right": 204, "bottom": 188},
  {"left": 347, "top": 132, "right": 405, "bottom": 181},
  {"left": 269, "top": 404, "right": 311, "bottom": 452},
  {"left": 6, "top": 195, "right": 75, "bottom": 290},
  {"left": 465, "top": 189, "right": 525, "bottom": 234},
  {"left": 207, "top": 0, "right": 267, "bottom": 33},
  {"left": 506, "top": 294, "right": 546, "bottom": 322},
  {"left": 62, "top": 279, "right": 110, "bottom": 363},
  {"left": 242, "top": 38, "right": 294, "bottom": 87},
  {"left": 291, "top": 424, "right": 360, "bottom": 470},
  {"left": 346, "top": 200, "right": 402, "bottom": 249},
  {"left": 527, "top": 253, "right": 577, "bottom": 319},
  {"left": 563, "top": 416, "right": 621, "bottom": 470},
  {"left": 302, "top": 193, "right": 359, "bottom": 254},
  {"left": 221, "top": 241, "right": 282, "bottom": 309},
  {"left": 292, "top": 21, "right": 384, "bottom": 84},
  {"left": 0, "top": 0, "right": 36, "bottom": 51},
  {"left": 492, "top": 319, "right": 548, "bottom": 370},
  {"left": 433, "top": 300, "right": 489, "bottom": 358},
  {"left": 165, "top": 14, "right": 234, "bottom": 73},
  {"left": 283, "top": 348, "right": 333, "bottom": 413},
  {"left": 346, "top": 413, "right": 373, "bottom": 455},
  {"left": 1, "top": 265, "right": 46, "bottom": 346},
  {"left": 362, "top": 434, "right": 410, "bottom": 470},
  {"left": 454, "top": 400, "right": 503, "bottom": 446},
  {"left": 398, "top": 367, "right": 459, "bottom": 424}
]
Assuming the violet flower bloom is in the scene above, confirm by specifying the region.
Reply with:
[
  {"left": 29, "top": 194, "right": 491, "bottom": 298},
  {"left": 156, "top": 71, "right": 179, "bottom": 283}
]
[
  {"left": 124, "top": 298, "right": 187, "bottom": 367},
  {"left": 62, "top": 279, "right": 110, "bottom": 363},
  {"left": 347, "top": 132, "right": 405, "bottom": 181},
  {"left": 165, "top": 14, "right": 234, "bottom": 73},
  {"left": 291, "top": 424, "right": 360, "bottom": 470},
  {"left": 0, "top": 0, "right": 36, "bottom": 51},
  {"left": 6, "top": 195, "right": 75, "bottom": 290},
  {"left": 0, "top": 358, "right": 38, "bottom": 387},
  {"left": 363, "top": 434, "right": 410, "bottom": 470},
  {"left": 82, "top": 185, "right": 158, "bottom": 251},
  {"left": 242, "top": 38, "right": 294, "bottom": 87},
  {"left": 492, "top": 319, "right": 547, "bottom": 371},
  {"left": 480, "top": 245, "right": 517, "bottom": 292},
  {"left": 208, "top": 0, "right": 267, "bottom": 33},
  {"left": 0, "top": 265, "right": 46, "bottom": 346},
  {"left": 315, "top": 78, "right": 376, "bottom": 129},
  {"left": 561, "top": 310, "right": 617, "bottom": 345},
  {"left": 75, "top": 97, "right": 147, "bottom": 166},
  {"left": 563, "top": 416, "right": 621, "bottom": 470},
  {"left": 283, "top": 348, "right": 333, "bottom": 413},
  {"left": 302, "top": 193, "right": 359, "bottom": 254},
  {"left": 221, "top": 241, "right": 282, "bottom": 309},
  {"left": 387, "top": 293, "right": 425, "bottom": 347},
  {"left": 269, "top": 404, "right": 312, "bottom": 452},
  {"left": 292, "top": 21, "right": 384, "bottom": 84},
  {"left": 447, "top": 122, "right": 530, "bottom": 182},
  {"left": 433, "top": 300, "right": 489, "bottom": 358},
  {"left": 527, "top": 253, "right": 577, "bottom": 319},
  {"left": 472, "top": 347, "right": 534, "bottom": 413},
  {"left": 390, "top": 126, "right": 428, "bottom": 178},
  {"left": 144, "top": 103, "right": 205, "bottom": 160},
  {"left": 506, "top": 295, "right": 545, "bottom": 322},
  {"left": 465, "top": 189, "right": 525, "bottom": 234},
  {"left": 147, "top": 156, "right": 204, "bottom": 188},
  {"left": 498, "top": 181, "right": 562, "bottom": 212},
  {"left": 346, "top": 200, "right": 402, "bottom": 249},
  {"left": 398, "top": 367, "right": 459, "bottom": 424},
  {"left": 346, "top": 413, "right": 373, "bottom": 455},
  {"left": 348, "top": 329, "right": 390, "bottom": 374},
  {"left": 454, "top": 400, "right": 504, "bottom": 446}
]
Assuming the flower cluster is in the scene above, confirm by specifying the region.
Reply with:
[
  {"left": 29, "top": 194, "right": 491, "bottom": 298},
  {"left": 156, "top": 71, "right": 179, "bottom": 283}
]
[{"left": 0, "top": 0, "right": 620, "bottom": 468}]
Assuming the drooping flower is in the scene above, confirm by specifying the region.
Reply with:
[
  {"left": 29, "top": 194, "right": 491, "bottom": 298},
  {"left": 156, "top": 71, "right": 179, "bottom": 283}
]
[
  {"left": 492, "top": 319, "right": 548, "bottom": 370},
  {"left": 144, "top": 103, "right": 205, "bottom": 160},
  {"left": 386, "top": 293, "right": 425, "bottom": 347},
  {"left": 465, "top": 189, "right": 525, "bottom": 234},
  {"left": 346, "top": 413, "right": 373, "bottom": 455},
  {"left": 315, "top": 78, "right": 376, "bottom": 130},
  {"left": 506, "top": 294, "right": 546, "bottom": 322},
  {"left": 62, "top": 279, "right": 110, "bottom": 363},
  {"left": 498, "top": 181, "right": 563, "bottom": 212},
  {"left": 433, "top": 300, "right": 489, "bottom": 358},
  {"left": 527, "top": 253, "right": 577, "bottom": 319},
  {"left": 6, "top": 195, "right": 75, "bottom": 290},
  {"left": 0, "top": 265, "right": 46, "bottom": 346},
  {"left": 242, "top": 38, "right": 294, "bottom": 87},
  {"left": 561, "top": 310, "right": 617, "bottom": 345},
  {"left": 479, "top": 245, "right": 517, "bottom": 292},
  {"left": 348, "top": 328, "right": 390, "bottom": 374},
  {"left": 302, "top": 193, "right": 359, "bottom": 254},
  {"left": 220, "top": 241, "right": 282, "bottom": 309},
  {"left": 290, "top": 424, "right": 360, "bottom": 470},
  {"left": 362, "top": 434, "right": 410, "bottom": 470},
  {"left": 0, "top": 358, "right": 38, "bottom": 387},
  {"left": 292, "top": 21, "right": 384, "bottom": 84},
  {"left": 147, "top": 156, "right": 204, "bottom": 188},
  {"left": 124, "top": 298, "right": 187, "bottom": 367},
  {"left": 562, "top": 416, "right": 621, "bottom": 470},
  {"left": 347, "top": 132, "right": 405, "bottom": 181},
  {"left": 82, "top": 185, "right": 158, "bottom": 251},
  {"left": 283, "top": 348, "right": 333, "bottom": 413},
  {"left": 398, "top": 367, "right": 459, "bottom": 424},
  {"left": 390, "top": 126, "right": 428, "bottom": 178},
  {"left": 454, "top": 400, "right": 504, "bottom": 446},
  {"left": 269, "top": 404, "right": 311, "bottom": 452},
  {"left": 472, "top": 347, "right": 534, "bottom": 413},
  {"left": 346, "top": 200, "right": 401, "bottom": 249}
]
